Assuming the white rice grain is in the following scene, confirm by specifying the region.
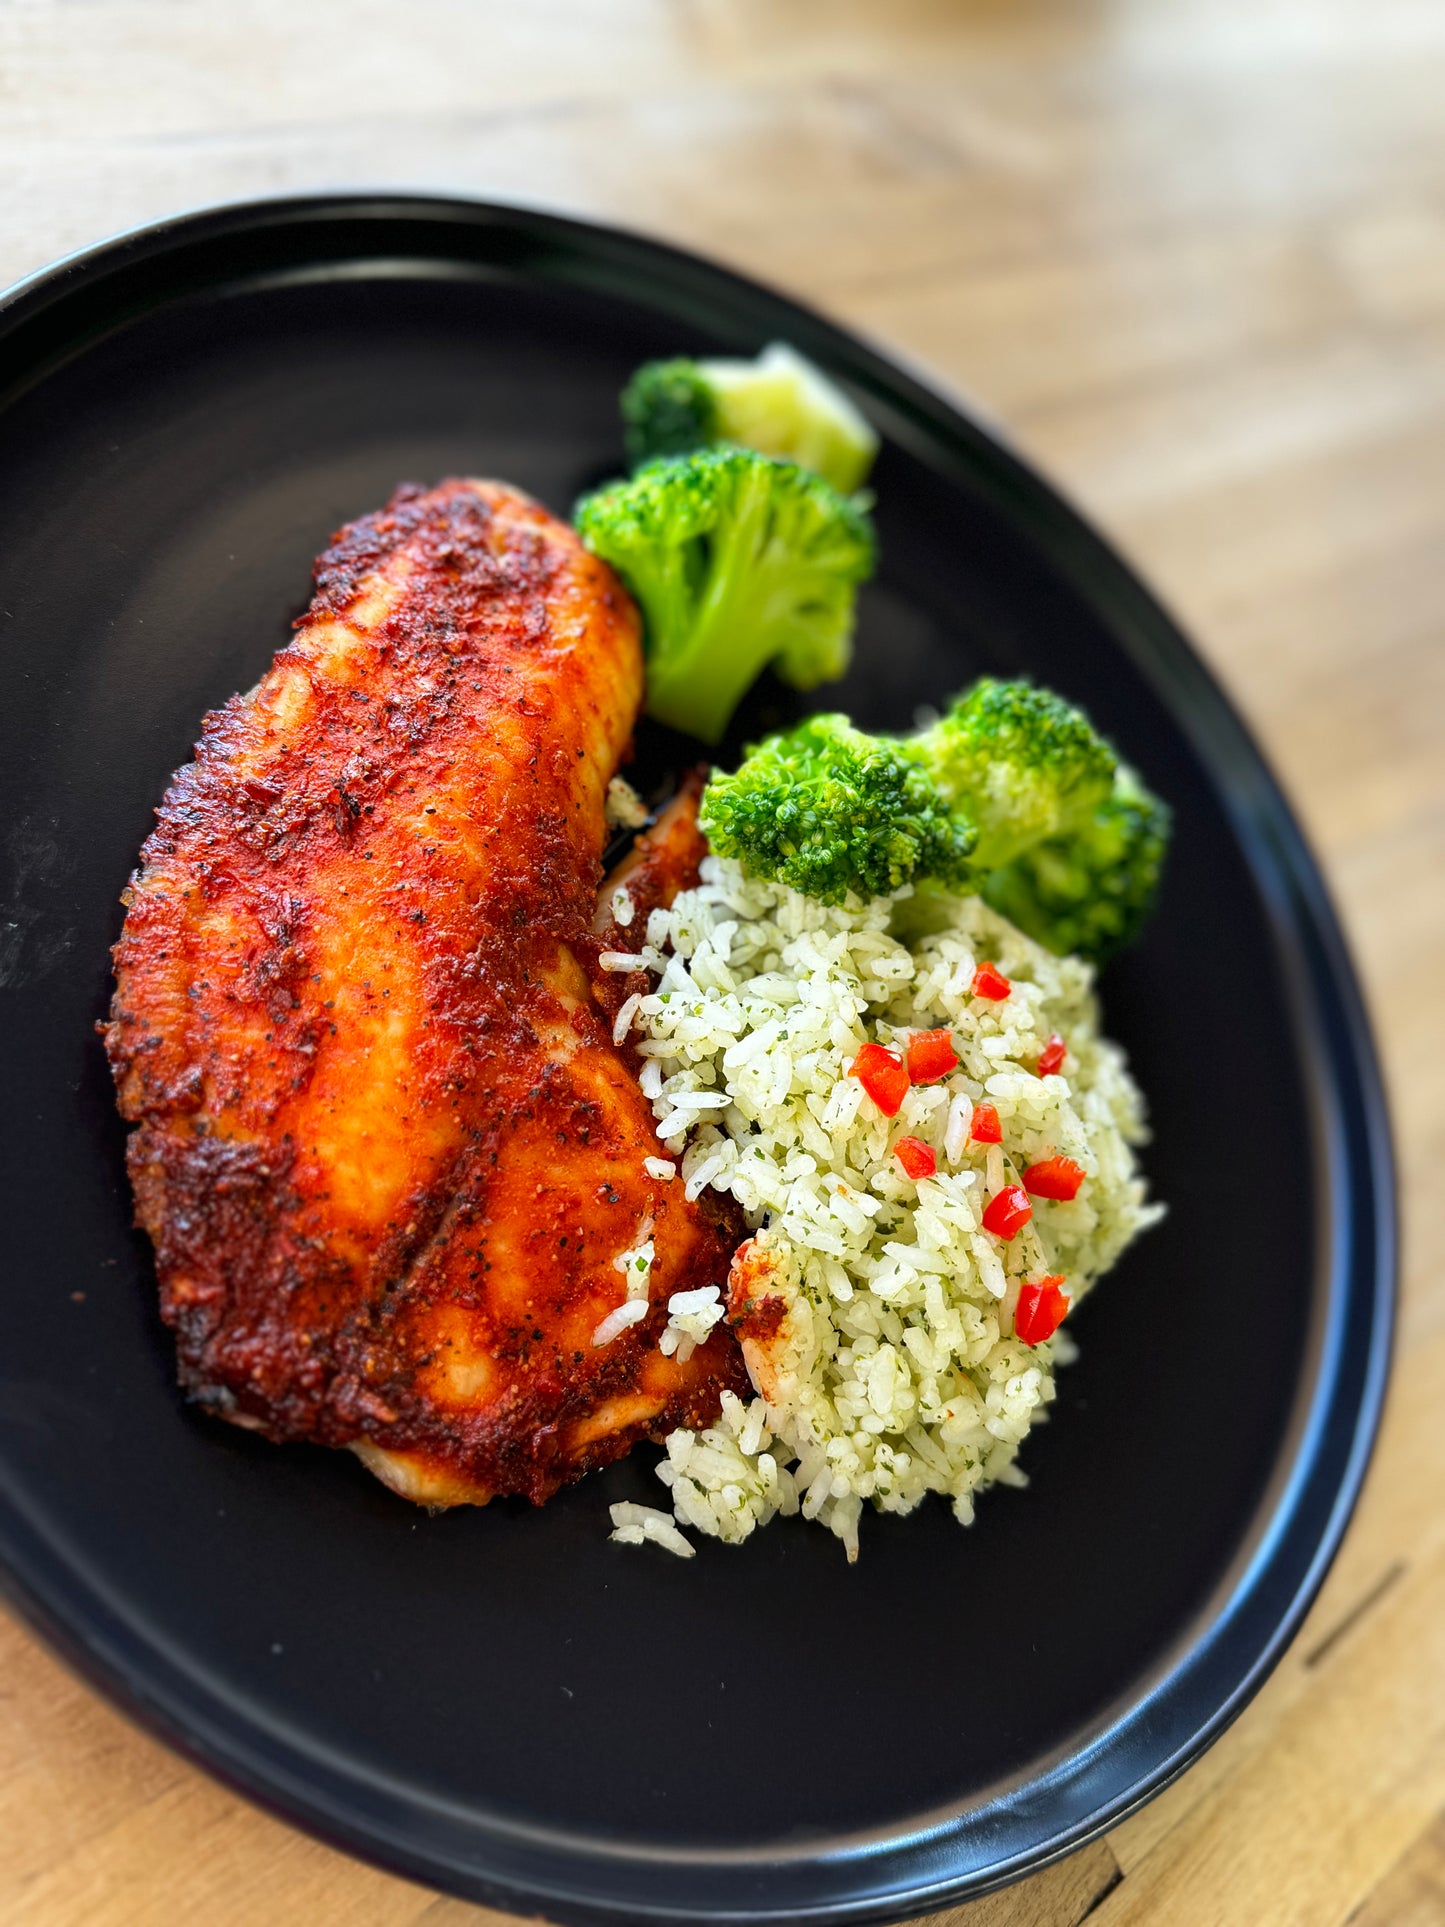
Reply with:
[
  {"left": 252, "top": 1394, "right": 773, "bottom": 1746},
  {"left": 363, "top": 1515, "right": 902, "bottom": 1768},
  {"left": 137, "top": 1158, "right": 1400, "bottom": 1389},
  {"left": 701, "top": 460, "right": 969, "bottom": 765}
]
[
  {"left": 612, "top": 992, "right": 642, "bottom": 1045},
  {"left": 608, "top": 1502, "right": 695, "bottom": 1558},
  {"left": 591, "top": 1299, "right": 649, "bottom": 1347}
]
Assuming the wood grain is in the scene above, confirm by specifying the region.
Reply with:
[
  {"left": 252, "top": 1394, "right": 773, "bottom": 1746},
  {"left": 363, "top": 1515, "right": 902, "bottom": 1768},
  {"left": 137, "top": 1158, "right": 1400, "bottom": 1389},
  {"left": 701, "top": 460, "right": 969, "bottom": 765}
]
[{"left": 2, "top": 0, "right": 1441, "bottom": 1920}]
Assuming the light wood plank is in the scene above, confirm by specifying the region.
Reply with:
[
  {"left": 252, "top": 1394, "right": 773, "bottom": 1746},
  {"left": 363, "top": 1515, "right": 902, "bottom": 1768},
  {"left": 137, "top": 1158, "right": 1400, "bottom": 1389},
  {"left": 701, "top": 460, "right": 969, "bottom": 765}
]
[{"left": 1349, "top": 1811, "right": 1445, "bottom": 1927}]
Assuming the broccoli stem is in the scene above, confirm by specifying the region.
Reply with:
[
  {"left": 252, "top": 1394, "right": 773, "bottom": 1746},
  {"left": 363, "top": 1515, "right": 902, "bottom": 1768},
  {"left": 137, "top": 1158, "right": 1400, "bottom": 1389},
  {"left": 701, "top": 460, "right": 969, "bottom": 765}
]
[{"left": 645, "top": 474, "right": 775, "bottom": 739}]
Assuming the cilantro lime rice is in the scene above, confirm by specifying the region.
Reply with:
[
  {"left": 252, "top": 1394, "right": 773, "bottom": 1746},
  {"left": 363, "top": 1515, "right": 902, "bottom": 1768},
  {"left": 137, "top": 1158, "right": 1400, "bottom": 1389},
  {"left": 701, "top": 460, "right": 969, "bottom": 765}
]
[{"left": 606, "top": 857, "right": 1162, "bottom": 1561}]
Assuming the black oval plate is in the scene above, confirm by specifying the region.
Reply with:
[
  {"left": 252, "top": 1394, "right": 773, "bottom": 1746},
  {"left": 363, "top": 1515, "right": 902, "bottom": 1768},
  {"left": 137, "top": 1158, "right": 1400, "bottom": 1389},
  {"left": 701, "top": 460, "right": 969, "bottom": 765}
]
[{"left": 0, "top": 197, "right": 1394, "bottom": 1925}]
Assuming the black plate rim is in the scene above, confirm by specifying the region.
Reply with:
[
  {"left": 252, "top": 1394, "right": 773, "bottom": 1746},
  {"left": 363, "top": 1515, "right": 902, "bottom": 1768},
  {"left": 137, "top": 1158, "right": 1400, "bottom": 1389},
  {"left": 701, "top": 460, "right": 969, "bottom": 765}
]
[{"left": 0, "top": 192, "right": 1397, "bottom": 1925}]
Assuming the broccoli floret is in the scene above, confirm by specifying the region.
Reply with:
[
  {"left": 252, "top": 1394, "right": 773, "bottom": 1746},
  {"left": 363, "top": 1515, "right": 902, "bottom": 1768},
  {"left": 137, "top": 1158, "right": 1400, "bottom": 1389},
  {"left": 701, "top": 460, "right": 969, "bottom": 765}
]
[
  {"left": 982, "top": 764, "right": 1171, "bottom": 964},
  {"left": 574, "top": 447, "right": 876, "bottom": 744},
  {"left": 620, "top": 359, "right": 718, "bottom": 465},
  {"left": 696, "top": 676, "right": 1168, "bottom": 963},
  {"left": 910, "top": 678, "right": 1118, "bottom": 870},
  {"left": 621, "top": 343, "right": 879, "bottom": 493},
  {"left": 700, "top": 714, "right": 977, "bottom": 906}
]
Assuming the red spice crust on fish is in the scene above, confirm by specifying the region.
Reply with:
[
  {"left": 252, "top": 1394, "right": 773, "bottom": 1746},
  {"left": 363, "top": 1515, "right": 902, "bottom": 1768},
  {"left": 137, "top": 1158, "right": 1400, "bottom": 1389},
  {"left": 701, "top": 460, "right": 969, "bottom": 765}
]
[{"left": 106, "top": 479, "right": 746, "bottom": 1507}]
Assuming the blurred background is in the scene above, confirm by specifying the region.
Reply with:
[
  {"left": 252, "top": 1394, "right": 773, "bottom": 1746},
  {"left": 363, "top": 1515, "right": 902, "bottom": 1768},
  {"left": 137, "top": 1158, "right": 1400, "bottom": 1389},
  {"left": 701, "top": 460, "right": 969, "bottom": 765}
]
[{"left": 2, "top": 3, "right": 1443, "bottom": 1923}]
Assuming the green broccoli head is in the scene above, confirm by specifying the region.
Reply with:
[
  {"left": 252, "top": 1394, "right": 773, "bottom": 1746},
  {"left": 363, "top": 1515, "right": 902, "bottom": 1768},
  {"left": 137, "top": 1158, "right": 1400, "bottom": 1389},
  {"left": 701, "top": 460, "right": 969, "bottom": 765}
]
[
  {"left": 573, "top": 447, "right": 876, "bottom": 744},
  {"left": 982, "top": 764, "right": 1171, "bottom": 964},
  {"left": 700, "top": 714, "right": 977, "bottom": 906},
  {"left": 911, "top": 678, "right": 1118, "bottom": 870},
  {"left": 694, "top": 677, "right": 1170, "bottom": 958},
  {"left": 620, "top": 358, "right": 719, "bottom": 467},
  {"left": 620, "top": 344, "right": 879, "bottom": 493}
]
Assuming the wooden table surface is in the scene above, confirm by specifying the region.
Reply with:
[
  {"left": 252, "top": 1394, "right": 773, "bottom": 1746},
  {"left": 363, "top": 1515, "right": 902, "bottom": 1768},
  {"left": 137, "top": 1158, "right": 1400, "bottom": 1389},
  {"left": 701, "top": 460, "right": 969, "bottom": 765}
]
[{"left": 3, "top": 2, "right": 1443, "bottom": 1922}]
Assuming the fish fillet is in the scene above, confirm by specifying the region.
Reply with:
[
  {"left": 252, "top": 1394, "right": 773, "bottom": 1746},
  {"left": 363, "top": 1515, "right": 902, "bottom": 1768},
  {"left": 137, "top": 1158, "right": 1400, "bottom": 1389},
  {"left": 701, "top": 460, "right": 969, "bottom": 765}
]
[{"left": 106, "top": 479, "right": 747, "bottom": 1506}]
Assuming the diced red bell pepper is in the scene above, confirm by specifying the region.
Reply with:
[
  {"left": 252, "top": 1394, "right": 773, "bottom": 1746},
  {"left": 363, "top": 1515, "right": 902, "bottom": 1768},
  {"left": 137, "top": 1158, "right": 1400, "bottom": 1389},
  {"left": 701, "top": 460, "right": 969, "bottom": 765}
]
[
  {"left": 1023, "top": 1156, "right": 1086, "bottom": 1201},
  {"left": 1015, "top": 1276, "right": 1071, "bottom": 1345},
  {"left": 894, "top": 1135, "right": 938, "bottom": 1180},
  {"left": 906, "top": 1028, "right": 958, "bottom": 1083},
  {"left": 970, "top": 1102, "right": 1002, "bottom": 1144},
  {"left": 850, "top": 1042, "right": 909, "bottom": 1117},
  {"left": 982, "top": 1184, "right": 1032, "bottom": 1240},
  {"left": 1036, "top": 1034, "right": 1067, "bottom": 1078},
  {"left": 971, "top": 960, "right": 1011, "bottom": 1000}
]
